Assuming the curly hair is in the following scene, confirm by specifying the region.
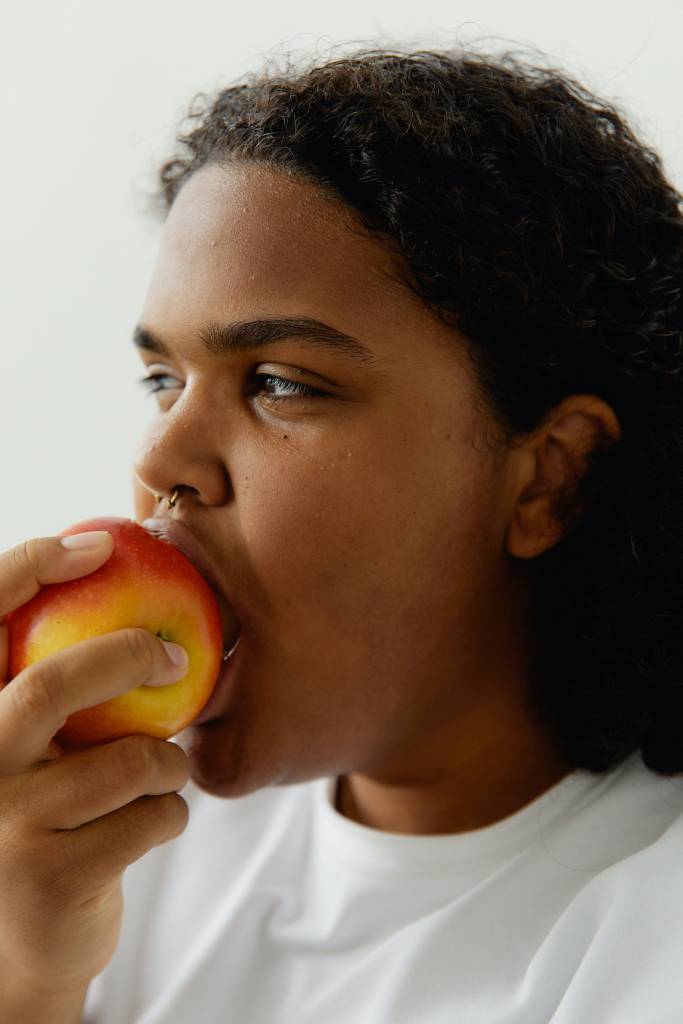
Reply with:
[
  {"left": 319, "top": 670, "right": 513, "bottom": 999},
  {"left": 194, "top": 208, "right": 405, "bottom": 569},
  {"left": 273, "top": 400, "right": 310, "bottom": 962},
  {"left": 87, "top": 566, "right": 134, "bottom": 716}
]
[{"left": 150, "top": 48, "right": 683, "bottom": 775}]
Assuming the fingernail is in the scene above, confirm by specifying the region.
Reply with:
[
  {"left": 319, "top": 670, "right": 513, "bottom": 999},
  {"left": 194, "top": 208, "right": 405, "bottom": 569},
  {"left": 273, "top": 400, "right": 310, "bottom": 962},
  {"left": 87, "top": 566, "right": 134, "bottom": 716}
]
[
  {"left": 61, "top": 531, "right": 112, "bottom": 551},
  {"left": 162, "top": 640, "right": 189, "bottom": 671}
]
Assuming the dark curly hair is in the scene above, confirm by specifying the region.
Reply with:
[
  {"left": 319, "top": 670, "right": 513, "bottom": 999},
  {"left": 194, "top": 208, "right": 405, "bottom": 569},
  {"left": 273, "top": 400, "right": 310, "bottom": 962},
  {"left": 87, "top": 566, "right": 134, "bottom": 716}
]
[{"left": 149, "top": 48, "right": 683, "bottom": 776}]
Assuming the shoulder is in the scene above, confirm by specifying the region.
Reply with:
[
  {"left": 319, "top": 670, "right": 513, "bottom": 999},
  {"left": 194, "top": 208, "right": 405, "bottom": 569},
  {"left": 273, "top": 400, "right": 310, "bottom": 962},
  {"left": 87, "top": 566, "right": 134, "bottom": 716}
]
[{"left": 549, "top": 770, "right": 683, "bottom": 1023}]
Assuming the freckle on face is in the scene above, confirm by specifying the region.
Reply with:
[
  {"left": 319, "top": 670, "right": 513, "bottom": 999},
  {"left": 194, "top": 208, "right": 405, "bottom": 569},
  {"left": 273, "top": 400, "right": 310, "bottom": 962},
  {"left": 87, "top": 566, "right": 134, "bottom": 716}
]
[{"left": 137, "top": 162, "right": 517, "bottom": 798}]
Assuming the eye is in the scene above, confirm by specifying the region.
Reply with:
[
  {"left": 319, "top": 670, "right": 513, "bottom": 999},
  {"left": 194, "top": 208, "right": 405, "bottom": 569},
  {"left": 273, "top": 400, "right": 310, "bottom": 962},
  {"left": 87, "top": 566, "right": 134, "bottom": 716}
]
[
  {"left": 137, "top": 372, "right": 180, "bottom": 396},
  {"left": 137, "top": 371, "right": 327, "bottom": 402},
  {"left": 252, "top": 373, "right": 326, "bottom": 402}
]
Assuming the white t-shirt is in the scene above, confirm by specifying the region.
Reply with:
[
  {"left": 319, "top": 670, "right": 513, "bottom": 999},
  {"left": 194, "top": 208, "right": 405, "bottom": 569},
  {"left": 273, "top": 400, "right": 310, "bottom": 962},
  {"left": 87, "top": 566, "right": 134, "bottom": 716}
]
[{"left": 82, "top": 750, "right": 683, "bottom": 1023}]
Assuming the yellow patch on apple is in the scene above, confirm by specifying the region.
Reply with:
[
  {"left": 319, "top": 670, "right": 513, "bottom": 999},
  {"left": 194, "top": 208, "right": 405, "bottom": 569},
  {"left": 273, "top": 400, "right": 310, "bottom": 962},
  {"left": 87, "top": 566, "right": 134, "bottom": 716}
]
[{"left": 5, "top": 517, "right": 223, "bottom": 751}]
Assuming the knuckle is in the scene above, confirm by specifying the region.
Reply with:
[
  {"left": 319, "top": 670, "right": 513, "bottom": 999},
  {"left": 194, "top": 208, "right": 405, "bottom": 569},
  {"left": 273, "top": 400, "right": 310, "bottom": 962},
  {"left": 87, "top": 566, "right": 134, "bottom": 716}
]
[
  {"left": 0, "top": 829, "right": 18, "bottom": 879},
  {"left": 123, "top": 628, "right": 157, "bottom": 680},
  {"left": 36, "top": 849, "right": 70, "bottom": 896},
  {"left": 14, "top": 829, "right": 72, "bottom": 899},
  {"left": 5, "top": 771, "right": 38, "bottom": 823},
  {"left": 126, "top": 792, "right": 188, "bottom": 845},
  {"left": 10, "top": 660, "right": 64, "bottom": 721},
  {"left": 39, "top": 845, "right": 80, "bottom": 901},
  {"left": 0, "top": 794, "right": 29, "bottom": 864},
  {"left": 153, "top": 740, "right": 189, "bottom": 789},
  {"left": 12, "top": 537, "right": 43, "bottom": 577},
  {"left": 169, "top": 744, "right": 191, "bottom": 789},
  {"left": 117, "top": 735, "right": 160, "bottom": 779},
  {"left": 157, "top": 792, "right": 189, "bottom": 836}
]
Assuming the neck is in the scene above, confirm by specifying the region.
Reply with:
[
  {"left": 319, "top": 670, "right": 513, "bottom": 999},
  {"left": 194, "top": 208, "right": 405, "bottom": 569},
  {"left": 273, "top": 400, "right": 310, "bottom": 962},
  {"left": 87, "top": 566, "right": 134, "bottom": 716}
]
[{"left": 334, "top": 714, "right": 573, "bottom": 836}]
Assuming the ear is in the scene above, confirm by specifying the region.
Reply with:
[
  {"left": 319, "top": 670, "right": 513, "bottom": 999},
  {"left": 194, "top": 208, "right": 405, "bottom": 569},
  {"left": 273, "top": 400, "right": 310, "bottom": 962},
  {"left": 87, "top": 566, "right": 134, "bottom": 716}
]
[{"left": 505, "top": 394, "right": 621, "bottom": 560}]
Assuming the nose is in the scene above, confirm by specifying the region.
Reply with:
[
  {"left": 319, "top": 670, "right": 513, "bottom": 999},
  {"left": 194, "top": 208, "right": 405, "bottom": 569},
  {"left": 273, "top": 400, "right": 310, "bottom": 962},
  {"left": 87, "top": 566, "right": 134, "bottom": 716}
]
[
  {"left": 132, "top": 465, "right": 173, "bottom": 521},
  {"left": 132, "top": 418, "right": 231, "bottom": 517},
  {"left": 132, "top": 433, "right": 184, "bottom": 504}
]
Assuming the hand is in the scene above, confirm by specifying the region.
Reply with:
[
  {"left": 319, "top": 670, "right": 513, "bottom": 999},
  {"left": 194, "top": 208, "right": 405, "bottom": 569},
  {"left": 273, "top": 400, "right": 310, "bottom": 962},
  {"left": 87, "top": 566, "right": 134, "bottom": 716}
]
[{"left": 0, "top": 532, "right": 190, "bottom": 997}]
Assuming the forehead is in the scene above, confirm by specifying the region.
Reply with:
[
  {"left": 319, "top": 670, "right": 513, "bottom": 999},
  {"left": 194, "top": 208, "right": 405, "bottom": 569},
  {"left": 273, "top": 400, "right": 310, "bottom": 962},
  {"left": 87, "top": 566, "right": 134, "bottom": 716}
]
[{"left": 143, "top": 162, "right": 455, "bottom": 363}]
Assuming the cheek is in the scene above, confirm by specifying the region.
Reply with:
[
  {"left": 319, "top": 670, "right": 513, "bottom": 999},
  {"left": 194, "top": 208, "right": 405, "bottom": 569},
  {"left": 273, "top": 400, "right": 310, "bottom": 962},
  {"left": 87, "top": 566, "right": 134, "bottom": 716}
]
[
  {"left": 228, "top": 433, "right": 503, "bottom": 771},
  {"left": 237, "top": 432, "right": 498, "bottom": 641},
  {"left": 236, "top": 443, "right": 367, "bottom": 592}
]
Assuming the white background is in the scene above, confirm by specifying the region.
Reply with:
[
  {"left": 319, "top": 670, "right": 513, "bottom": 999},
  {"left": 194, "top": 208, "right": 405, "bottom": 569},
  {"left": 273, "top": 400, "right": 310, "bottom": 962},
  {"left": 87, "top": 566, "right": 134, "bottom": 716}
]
[{"left": 1, "top": 0, "right": 681, "bottom": 548}]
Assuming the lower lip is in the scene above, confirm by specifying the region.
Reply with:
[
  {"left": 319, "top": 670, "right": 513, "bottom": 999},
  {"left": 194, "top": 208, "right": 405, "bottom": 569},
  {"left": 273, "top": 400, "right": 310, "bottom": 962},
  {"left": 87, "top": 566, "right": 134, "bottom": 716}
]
[{"left": 191, "top": 634, "right": 242, "bottom": 725}]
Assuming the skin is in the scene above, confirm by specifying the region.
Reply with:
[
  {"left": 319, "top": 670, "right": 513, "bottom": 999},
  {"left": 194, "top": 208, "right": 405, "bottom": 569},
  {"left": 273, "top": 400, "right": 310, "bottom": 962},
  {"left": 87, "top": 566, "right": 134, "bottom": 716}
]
[{"left": 132, "top": 161, "right": 621, "bottom": 835}]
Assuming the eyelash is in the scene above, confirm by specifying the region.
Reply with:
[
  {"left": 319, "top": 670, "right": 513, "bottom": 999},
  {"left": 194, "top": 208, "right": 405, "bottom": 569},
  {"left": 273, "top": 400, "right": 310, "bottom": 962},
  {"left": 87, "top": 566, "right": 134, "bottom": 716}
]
[{"left": 137, "top": 372, "right": 325, "bottom": 403}]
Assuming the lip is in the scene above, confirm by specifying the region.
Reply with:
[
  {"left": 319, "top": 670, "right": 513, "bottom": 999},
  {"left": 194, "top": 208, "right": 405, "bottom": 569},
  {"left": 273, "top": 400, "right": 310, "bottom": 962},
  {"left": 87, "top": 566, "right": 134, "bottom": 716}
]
[
  {"left": 141, "top": 517, "right": 241, "bottom": 645},
  {"left": 191, "top": 632, "right": 242, "bottom": 725}
]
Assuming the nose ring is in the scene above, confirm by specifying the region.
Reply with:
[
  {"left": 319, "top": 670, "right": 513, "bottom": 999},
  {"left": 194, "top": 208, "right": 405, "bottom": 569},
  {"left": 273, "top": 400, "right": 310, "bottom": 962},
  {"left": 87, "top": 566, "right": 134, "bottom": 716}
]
[{"left": 153, "top": 489, "right": 179, "bottom": 509}]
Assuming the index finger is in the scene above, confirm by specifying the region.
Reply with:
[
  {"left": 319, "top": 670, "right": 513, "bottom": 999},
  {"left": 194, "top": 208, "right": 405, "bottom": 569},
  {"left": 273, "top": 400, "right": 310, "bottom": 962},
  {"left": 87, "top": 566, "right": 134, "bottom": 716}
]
[
  {"left": 0, "top": 627, "right": 188, "bottom": 772},
  {"left": 0, "top": 533, "right": 114, "bottom": 623}
]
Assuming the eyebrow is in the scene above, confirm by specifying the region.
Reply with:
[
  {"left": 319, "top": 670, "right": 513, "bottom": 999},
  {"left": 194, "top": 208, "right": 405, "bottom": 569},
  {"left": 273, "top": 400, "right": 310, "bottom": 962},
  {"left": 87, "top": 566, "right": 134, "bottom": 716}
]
[{"left": 132, "top": 317, "right": 377, "bottom": 365}]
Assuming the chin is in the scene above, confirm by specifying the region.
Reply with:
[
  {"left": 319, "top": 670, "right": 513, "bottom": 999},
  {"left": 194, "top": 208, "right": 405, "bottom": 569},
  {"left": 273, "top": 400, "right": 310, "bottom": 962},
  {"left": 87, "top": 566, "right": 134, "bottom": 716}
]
[
  {"left": 174, "top": 714, "right": 337, "bottom": 799},
  {"left": 174, "top": 717, "right": 271, "bottom": 799}
]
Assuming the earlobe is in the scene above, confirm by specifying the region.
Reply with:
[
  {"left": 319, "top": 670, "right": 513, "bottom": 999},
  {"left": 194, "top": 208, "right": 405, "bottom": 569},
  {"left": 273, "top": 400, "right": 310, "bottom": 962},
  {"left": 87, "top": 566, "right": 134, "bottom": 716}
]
[{"left": 506, "top": 492, "right": 569, "bottom": 560}]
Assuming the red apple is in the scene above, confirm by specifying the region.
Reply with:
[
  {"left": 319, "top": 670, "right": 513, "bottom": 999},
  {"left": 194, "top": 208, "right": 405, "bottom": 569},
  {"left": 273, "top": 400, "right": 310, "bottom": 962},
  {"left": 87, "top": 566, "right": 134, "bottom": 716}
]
[{"left": 5, "top": 517, "right": 224, "bottom": 752}]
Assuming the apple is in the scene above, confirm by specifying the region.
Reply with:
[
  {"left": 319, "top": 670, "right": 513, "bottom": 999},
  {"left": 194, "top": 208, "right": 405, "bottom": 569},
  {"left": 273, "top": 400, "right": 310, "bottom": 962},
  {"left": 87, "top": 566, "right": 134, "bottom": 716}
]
[{"left": 5, "top": 517, "right": 223, "bottom": 752}]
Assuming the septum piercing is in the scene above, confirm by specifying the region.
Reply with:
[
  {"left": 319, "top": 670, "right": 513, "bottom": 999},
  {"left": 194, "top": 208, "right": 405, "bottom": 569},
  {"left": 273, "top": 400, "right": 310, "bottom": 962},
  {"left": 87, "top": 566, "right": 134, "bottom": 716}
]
[{"left": 154, "top": 489, "right": 179, "bottom": 509}]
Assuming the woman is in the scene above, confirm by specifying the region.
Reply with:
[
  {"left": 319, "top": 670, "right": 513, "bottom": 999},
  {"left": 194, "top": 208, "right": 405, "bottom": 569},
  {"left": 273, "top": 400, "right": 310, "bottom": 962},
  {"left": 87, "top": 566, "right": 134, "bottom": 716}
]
[{"left": 1, "top": 48, "right": 682, "bottom": 1023}]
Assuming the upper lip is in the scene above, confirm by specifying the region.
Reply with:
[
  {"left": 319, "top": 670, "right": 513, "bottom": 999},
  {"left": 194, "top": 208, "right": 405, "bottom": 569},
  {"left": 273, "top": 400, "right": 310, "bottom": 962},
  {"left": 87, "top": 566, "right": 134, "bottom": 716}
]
[{"left": 141, "top": 517, "right": 241, "bottom": 643}]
